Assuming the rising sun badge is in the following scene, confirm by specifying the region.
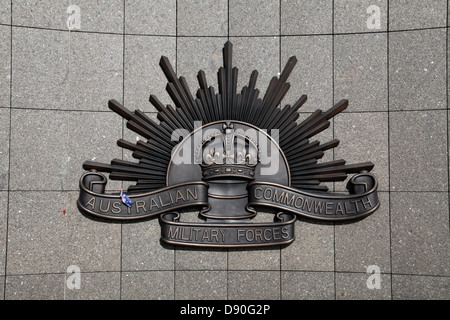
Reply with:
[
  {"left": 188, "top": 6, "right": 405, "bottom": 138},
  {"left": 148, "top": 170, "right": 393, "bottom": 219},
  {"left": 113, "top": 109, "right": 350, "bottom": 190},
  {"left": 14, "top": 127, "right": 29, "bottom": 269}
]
[{"left": 77, "top": 41, "right": 379, "bottom": 248}]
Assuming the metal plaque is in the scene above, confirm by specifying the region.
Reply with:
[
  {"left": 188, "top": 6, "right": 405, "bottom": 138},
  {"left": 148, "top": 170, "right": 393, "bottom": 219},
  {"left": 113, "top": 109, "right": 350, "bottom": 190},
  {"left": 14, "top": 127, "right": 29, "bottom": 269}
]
[{"left": 78, "top": 41, "right": 379, "bottom": 248}]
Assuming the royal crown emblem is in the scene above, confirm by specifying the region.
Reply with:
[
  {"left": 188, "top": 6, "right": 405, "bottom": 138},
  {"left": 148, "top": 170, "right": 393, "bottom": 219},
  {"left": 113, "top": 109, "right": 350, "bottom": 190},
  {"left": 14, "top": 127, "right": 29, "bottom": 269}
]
[
  {"left": 78, "top": 41, "right": 379, "bottom": 248},
  {"left": 199, "top": 122, "right": 259, "bottom": 180}
]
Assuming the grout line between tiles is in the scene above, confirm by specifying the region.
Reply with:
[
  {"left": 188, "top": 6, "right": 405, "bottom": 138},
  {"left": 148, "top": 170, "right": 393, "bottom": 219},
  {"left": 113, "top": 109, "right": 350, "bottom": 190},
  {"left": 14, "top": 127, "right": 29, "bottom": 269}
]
[
  {"left": 279, "top": 0, "right": 282, "bottom": 300},
  {"left": 331, "top": 0, "right": 337, "bottom": 300},
  {"left": 3, "top": 0, "right": 12, "bottom": 300},
  {"left": 119, "top": 0, "right": 125, "bottom": 301},
  {"left": 174, "top": 0, "right": 178, "bottom": 300},
  {"left": 226, "top": 0, "right": 230, "bottom": 300},
  {"left": 3, "top": 106, "right": 450, "bottom": 113},
  {"left": 1, "top": 22, "right": 447, "bottom": 37},
  {"left": 387, "top": 0, "right": 394, "bottom": 300},
  {"left": 447, "top": 0, "right": 450, "bottom": 236},
  {"left": 4, "top": 269, "right": 449, "bottom": 278},
  {"left": 63, "top": 0, "right": 71, "bottom": 300}
]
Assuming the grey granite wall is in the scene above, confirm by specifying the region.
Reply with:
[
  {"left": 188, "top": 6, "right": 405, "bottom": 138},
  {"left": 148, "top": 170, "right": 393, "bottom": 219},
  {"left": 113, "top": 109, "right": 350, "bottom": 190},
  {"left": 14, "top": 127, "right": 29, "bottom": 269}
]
[{"left": 0, "top": 0, "right": 448, "bottom": 300}]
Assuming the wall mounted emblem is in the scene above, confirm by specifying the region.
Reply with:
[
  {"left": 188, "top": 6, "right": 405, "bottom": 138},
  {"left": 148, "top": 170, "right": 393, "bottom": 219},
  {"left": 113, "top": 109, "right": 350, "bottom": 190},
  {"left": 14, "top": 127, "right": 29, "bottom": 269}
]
[{"left": 78, "top": 41, "right": 379, "bottom": 248}]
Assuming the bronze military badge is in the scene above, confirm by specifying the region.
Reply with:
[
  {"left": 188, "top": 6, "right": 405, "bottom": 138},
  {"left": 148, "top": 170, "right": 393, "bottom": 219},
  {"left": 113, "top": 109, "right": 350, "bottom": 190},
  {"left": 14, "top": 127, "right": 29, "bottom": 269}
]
[{"left": 78, "top": 41, "right": 379, "bottom": 248}]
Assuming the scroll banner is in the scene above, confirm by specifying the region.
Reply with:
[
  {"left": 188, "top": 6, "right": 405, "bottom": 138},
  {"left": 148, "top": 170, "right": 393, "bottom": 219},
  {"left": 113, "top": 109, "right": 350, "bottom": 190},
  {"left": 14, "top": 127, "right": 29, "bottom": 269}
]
[
  {"left": 248, "top": 173, "right": 379, "bottom": 221},
  {"left": 77, "top": 172, "right": 209, "bottom": 220},
  {"left": 159, "top": 212, "right": 296, "bottom": 247},
  {"left": 78, "top": 171, "right": 378, "bottom": 246}
]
